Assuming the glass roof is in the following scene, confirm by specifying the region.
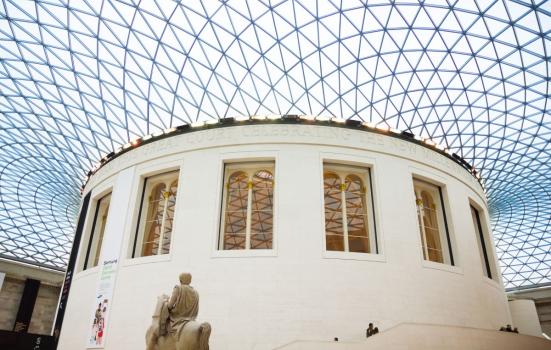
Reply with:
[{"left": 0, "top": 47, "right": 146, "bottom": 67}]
[{"left": 0, "top": 0, "right": 549, "bottom": 290}]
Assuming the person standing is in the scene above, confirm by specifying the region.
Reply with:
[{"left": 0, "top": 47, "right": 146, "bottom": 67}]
[{"left": 366, "top": 323, "right": 374, "bottom": 337}]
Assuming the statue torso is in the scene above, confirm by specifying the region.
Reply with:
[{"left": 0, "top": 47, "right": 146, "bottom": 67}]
[{"left": 169, "top": 285, "right": 199, "bottom": 332}]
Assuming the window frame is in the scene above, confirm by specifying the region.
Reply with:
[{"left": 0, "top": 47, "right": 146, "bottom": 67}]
[
  {"left": 83, "top": 192, "right": 112, "bottom": 270},
  {"left": 322, "top": 163, "right": 379, "bottom": 254},
  {"left": 469, "top": 200, "right": 497, "bottom": 280},
  {"left": 218, "top": 161, "right": 275, "bottom": 251},
  {"left": 130, "top": 168, "right": 181, "bottom": 259},
  {"left": 77, "top": 180, "right": 114, "bottom": 273},
  {"left": 412, "top": 177, "right": 455, "bottom": 266}
]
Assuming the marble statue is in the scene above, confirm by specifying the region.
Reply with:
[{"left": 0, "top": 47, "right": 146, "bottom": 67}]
[{"left": 146, "top": 273, "right": 211, "bottom": 350}]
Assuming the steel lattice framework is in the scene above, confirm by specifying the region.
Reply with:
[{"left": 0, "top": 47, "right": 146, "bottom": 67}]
[{"left": 0, "top": 0, "right": 549, "bottom": 290}]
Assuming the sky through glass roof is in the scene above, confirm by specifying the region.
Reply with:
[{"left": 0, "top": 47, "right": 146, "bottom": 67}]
[{"left": 0, "top": 0, "right": 550, "bottom": 290}]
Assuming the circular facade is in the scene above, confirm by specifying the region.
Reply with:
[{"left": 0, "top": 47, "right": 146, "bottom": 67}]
[{"left": 58, "top": 122, "right": 510, "bottom": 349}]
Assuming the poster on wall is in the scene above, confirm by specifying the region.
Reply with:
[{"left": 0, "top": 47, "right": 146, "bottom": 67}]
[{"left": 88, "top": 259, "right": 117, "bottom": 348}]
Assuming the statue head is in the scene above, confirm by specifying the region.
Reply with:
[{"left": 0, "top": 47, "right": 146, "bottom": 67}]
[{"left": 179, "top": 273, "right": 192, "bottom": 285}]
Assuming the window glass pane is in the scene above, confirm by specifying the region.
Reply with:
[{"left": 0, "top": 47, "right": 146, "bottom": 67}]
[
  {"left": 142, "top": 183, "right": 166, "bottom": 257},
  {"left": 92, "top": 194, "right": 111, "bottom": 267},
  {"left": 324, "top": 173, "right": 344, "bottom": 251},
  {"left": 250, "top": 170, "right": 273, "bottom": 249},
  {"left": 345, "top": 175, "right": 369, "bottom": 253},
  {"left": 223, "top": 171, "right": 248, "bottom": 250},
  {"left": 471, "top": 205, "right": 492, "bottom": 278},
  {"left": 416, "top": 199, "right": 427, "bottom": 260},
  {"left": 414, "top": 180, "right": 448, "bottom": 264},
  {"left": 134, "top": 170, "right": 179, "bottom": 258},
  {"left": 220, "top": 164, "right": 275, "bottom": 250},
  {"left": 420, "top": 191, "right": 443, "bottom": 263},
  {"left": 161, "top": 180, "right": 178, "bottom": 255},
  {"left": 85, "top": 193, "right": 111, "bottom": 269}
]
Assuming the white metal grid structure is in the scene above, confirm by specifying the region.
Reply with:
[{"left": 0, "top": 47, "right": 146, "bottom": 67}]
[{"left": 0, "top": 0, "right": 549, "bottom": 290}]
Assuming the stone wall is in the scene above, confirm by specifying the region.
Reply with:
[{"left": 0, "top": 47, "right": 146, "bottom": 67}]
[
  {"left": 535, "top": 299, "right": 551, "bottom": 336},
  {"left": 29, "top": 283, "right": 60, "bottom": 335},
  {"left": 0, "top": 277, "right": 24, "bottom": 331},
  {"left": 508, "top": 286, "right": 551, "bottom": 338},
  {"left": 508, "top": 299, "right": 542, "bottom": 337},
  {"left": 0, "top": 276, "right": 60, "bottom": 335}
]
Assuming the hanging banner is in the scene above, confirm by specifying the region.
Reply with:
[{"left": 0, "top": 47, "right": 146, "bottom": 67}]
[
  {"left": 54, "top": 192, "right": 91, "bottom": 348},
  {"left": 86, "top": 168, "right": 134, "bottom": 348},
  {"left": 87, "top": 259, "right": 117, "bottom": 347},
  {"left": 13, "top": 279, "right": 41, "bottom": 333}
]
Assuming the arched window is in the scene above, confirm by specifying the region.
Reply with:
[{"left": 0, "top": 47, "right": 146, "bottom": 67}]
[
  {"left": 323, "top": 164, "right": 376, "bottom": 253},
  {"left": 133, "top": 170, "right": 179, "bottom": 258},
  {"left": 221, "top": 163, "right": 274, "bottom": 250},
  {"left": 413, "top": 179, "right": 453, "bottom": 265},
  {"left": 84, "top": 192, "right": 112, "bottom": 270}
]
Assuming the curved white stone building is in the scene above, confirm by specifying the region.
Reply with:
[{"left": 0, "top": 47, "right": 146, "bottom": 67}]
[{"left": 58, "top": 119, "right": 514, "bottom": 349}]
